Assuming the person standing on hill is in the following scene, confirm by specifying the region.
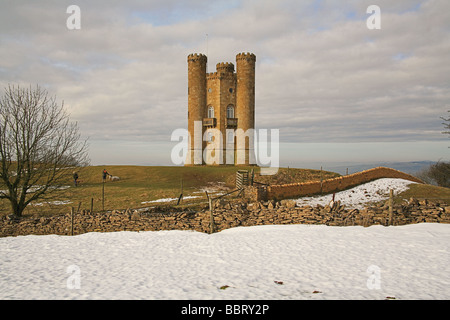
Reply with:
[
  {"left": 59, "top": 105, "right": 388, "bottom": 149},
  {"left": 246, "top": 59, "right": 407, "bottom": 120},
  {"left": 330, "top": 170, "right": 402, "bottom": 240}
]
[
  {"left": 102, "top": 169, "right": 110, "bottom": 182},
  {"left": 73, "top": 171, "right": 79, "bottom": 187}
]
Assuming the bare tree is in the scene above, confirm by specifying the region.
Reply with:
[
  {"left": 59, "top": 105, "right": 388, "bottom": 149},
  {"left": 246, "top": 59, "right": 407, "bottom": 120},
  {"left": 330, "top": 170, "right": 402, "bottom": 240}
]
[
  {"left": 442, "top": 111, "right": 450, "bottom": 136},
  {"left": 0, "top": 84, "right": 89, "bottom": 217},
  {"left": 416, "top": 161, "right": 450, "bottom": 188}
]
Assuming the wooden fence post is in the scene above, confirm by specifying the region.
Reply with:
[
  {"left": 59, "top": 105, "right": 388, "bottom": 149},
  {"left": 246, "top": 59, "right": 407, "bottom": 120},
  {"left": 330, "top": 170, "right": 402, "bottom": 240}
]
[
  {"left": 70, "top": 207, "right": 74, "bottom": 236},
  {"left": 389, "top": 189, "right": 394, "bottom": 225},
  {"left": 320, "top": 166, "right": 323, "bottom": 195},
  {"left": 177, "top": 178, "right": 183, "bottom": 205},
  {"left": 90, "top": 198, "right": 94, "bottom": 214},
  {"left": 205, "top": 191, "right": 215, "bottom": 234},
  {"left": 102, "top": 180, "right": 105, "bottom": 212}
]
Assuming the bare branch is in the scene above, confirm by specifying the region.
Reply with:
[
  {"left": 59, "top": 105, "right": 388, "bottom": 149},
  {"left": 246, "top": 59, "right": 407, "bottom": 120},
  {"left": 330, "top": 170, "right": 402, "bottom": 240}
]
[
  {"left": 0, "top": 84, "right": 90, "bottom": 217},
  {"left": 441, "top": 110, "right": 450, "bottom": 135}
]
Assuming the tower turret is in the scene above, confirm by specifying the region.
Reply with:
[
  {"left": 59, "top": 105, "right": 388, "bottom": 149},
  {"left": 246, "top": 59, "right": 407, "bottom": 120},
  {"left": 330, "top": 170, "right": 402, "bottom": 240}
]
[
  {"left": 236, "top": 52, "right": 256, "bottom": 165},
  {"left": 187, "top": 53, "right": 207, "bottom": 165},
  {"left": 216, "top": 62, "right": 235, "bottom": 74}
]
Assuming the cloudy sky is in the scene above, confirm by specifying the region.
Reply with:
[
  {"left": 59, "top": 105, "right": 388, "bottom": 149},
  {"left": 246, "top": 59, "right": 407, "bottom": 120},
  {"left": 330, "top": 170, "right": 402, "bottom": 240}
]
[{"left": 1, "top": 0, "right": 449, "bottom": 168}]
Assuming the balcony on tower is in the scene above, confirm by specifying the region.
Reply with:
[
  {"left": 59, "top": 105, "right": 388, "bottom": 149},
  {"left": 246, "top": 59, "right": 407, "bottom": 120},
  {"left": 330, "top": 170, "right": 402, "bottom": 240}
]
[
  {"left": 226, "top": 118, "right": 238, "bottom": 128},
  {"left": 203, "top": 118, "right": 217, "bottom": 127}
]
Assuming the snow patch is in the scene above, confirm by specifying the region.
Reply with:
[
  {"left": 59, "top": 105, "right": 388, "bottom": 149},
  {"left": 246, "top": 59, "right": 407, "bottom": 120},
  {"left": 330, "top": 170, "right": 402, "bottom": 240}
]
[
  {"left": 32, "top": 200, "right": 73, "bottom": 206},
  {"left": 141, "top": 195, "right": 201, "bottom": 204},
  {"left": 0, "top": 223, "right": 449, "bottom": 300},
  {"left": 295, "top": 178, "right": 417, "bottom": 209}
]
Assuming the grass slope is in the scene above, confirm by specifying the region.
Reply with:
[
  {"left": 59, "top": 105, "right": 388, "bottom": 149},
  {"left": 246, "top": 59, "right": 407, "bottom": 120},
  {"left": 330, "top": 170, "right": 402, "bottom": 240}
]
[
  {"left": 396, "top": 183, "right": 450, "bottom": 204},
  {"left": 0, "top": 166, "right": 339, "bottom": 217},
  {"left": 2, "top": 165, "right": 448, "bottom": 217}
]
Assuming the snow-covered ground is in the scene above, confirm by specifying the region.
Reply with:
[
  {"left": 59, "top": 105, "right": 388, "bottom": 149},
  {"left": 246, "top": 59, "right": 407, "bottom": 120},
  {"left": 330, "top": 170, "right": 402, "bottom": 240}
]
[
  {"left": 140, "top": 182, "right": 230, "bottom": 205},
  {"left": 32, "top": 200, "right": 73, "bottom": 207},
  {"left": 295, "top": 178, "right": 417, "bottom": 209},
  {"left": 141, "top": 195, "right": 201, "bottom": 205},
  {"left": 1, "top": 178, "right": 448, "bottom": 300},
  {"left": 0, "top": 223, "right": 449, "bottom": 300}
]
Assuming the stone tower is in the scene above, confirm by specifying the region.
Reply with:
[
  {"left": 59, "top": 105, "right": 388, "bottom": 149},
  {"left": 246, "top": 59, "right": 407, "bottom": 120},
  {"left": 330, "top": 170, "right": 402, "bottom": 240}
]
[
  {"left": 187, "top": 53, "right": 207, "bottom": 165},
  {"left": 186, "top": 52, "right": 256, "bottom": 166},
  {"left": 236, "top": 52, "right": 256, "bottom": 165}
]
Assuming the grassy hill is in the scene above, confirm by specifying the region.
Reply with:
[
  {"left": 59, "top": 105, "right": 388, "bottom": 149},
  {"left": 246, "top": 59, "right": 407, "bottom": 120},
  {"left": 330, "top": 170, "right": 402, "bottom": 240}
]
[
  {"left": 1, "top": 165, "right": 449, "bottom": 217},
  {"left": 394, "top": 183, "right": 450, "bottom": 204},
  {"left": 0, "top": 165, "right": 340, "bottom": 217}
]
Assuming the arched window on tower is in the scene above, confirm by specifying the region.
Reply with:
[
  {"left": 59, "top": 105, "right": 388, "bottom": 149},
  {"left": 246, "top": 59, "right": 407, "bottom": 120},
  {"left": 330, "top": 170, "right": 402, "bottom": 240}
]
[
  {"left": 208, "top": 106, "right": 215, "bottom": 118},
  {"left": 226, "top": 105, "right": 234, "bottom": 118},
  {"left": 207, "top": 130, "right": 213, "bottom": 143},
  {"left": 227, "top": 131, "right": 234, "bottom": 144}
]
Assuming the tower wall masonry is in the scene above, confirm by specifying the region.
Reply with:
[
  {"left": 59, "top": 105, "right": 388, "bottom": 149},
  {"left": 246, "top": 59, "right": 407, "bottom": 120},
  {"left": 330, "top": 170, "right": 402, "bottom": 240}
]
[
  {"left": 236, "top": 53, "right": 256, "bottom": 165},
  {"left": 187, "top": 53, "right": 207, "bottom": 165}
]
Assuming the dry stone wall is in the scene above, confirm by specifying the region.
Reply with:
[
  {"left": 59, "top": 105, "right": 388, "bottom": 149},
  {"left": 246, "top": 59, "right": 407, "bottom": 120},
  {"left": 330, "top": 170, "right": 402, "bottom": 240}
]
[
  {"left": 1, "top": 197, "right": 448, "bottom": 238},
  {"left": 263, "top": 167, "right": 424, "bottom": 201}
]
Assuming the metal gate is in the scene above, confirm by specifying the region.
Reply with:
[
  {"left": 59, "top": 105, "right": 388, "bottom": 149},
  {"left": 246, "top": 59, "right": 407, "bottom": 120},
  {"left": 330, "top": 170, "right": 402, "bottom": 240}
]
[{"left": 236, "top": 170, "right": 249, "bottom": 189}]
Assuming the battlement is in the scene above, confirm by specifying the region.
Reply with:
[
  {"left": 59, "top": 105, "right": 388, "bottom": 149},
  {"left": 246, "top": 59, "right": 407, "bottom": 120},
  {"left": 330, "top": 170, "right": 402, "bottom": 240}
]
[
  {"left": 206, "top": 72, "right": 220, "bottom": 80},
  {"left": 216, "top": 62, "right": 235, "bottom": 73},
  {"left": 187, "top": 53, "right": 207, "bottom": 63},
  {"left": 236, "top": 52, "right": 256, "bottom": 61},
  {"left": 206, "top": 71, "right": 236, "bottom": 80}
]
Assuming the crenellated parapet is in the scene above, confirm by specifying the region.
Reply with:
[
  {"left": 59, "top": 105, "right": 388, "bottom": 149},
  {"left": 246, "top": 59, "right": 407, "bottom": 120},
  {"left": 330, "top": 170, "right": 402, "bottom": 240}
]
[
  {"left": 236, "top": 52, "right": 256, "bottom": 62},
  {"left": 216, "top": 62, "right": 235, "bottom": 73},
  {"left": 207, "top": 71, "right": 236, "bottom": 80},
  {"left": 187, "top": 53, "right": 207, "bottom": 63}
]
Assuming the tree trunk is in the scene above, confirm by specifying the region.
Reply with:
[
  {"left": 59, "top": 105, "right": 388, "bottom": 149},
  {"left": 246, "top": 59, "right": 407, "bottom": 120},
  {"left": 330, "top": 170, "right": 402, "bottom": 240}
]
[{"left": 11, "top": 202, "right": 25, "bottom": 218}]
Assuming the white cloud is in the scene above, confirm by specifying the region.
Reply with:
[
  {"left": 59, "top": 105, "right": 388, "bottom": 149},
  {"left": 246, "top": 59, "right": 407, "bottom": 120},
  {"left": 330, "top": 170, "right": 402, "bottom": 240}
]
[{"left": 0, "top": 0, "right": 449, "bottom": 165}]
